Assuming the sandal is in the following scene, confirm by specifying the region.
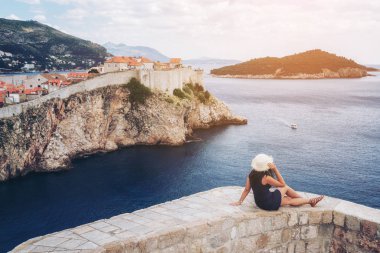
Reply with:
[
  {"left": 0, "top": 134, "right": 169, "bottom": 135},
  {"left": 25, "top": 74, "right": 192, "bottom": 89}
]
[{"left": 309, "top": 195, "right": 324, "bottom": 207}]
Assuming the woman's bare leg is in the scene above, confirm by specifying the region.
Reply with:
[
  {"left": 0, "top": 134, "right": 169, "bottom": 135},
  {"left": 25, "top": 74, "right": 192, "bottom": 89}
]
[
  {"left": 277, "top": 185, "right": 301, "bottom": 198},
  {"left": 281, "top": 196, "right": 310, "bottom": 206},
  {"left": 285, "top": 185, "right": 302, "bottom": 198},
  {"left": 281, "top": 195, "right": 324, "bottom": 207}
]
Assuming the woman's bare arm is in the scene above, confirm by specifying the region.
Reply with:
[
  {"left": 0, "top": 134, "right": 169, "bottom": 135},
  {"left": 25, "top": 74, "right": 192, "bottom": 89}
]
[
  {"left": 263, "top": 163, "right": 286, "bottom": 187},
  {"left": 230, "top": 177, "right": 251, "bottom": 206}
]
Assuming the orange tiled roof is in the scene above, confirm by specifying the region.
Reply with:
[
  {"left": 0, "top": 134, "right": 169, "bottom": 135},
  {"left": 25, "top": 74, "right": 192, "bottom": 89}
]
[
  {"left": 68, "top": 72, "right": 89, "bottom": 78},
  {"left": 170, "top": 58, "right": 181, "bottom": 64},
  {"left": 129, "top": 61, "right": 143, "bottom": 66},
  {"left": 140, "top": 57, "right": 153, "bottom": 63},
  {"left": 105, "top": 56, "right": 134, "bottom": 64}
]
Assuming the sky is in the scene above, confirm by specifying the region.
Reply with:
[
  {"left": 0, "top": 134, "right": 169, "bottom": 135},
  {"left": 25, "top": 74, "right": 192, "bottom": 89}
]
[{"left": 1, "top": 0, "right": 380, "bottom": 63}]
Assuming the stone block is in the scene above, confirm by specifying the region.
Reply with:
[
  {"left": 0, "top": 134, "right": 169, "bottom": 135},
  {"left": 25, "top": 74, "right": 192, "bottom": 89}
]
[
  {"left": 272, "top": 214, "right": 289, "bottom": 230},
  {"left": 333, "top": 211, "right": 345, "bottom": 227},
  {"left": 230, "top": 226, "right": 237, "bottom": 240},
  {"left": 322, "top": 211, "right": 332, "bottom": 224},
  {"left": 137, "top": 236, "right": 158, "bottom": 252},
  {"left": 288, "top": 212, "right": 298, "bottom": 227},
  {"left": 287, "top": 242, "right": 295, "bottom": 253},
  {"left": 301, "top": 226, "right": 318, "bottom": 240},
  {"left": 256, "top": 234, "right": 269, "bottom": 249},
  {"left": 237, "top": 221, "right": 247, "bottom": 238},
  {"left": 216, "top": 245, "right": 229, "bottom": 253},
  {"left": 305, "top": 240, "right": 320, "bottom": 253},
  {"left": 291, "top": 227, "right": 301, "bottom": 240},
  {"left": 103, "top": 241, "right": 125, "bottom": 253},
  {"left": 281, "top": 229, "right": 291, "bottom": 243},
  {"left": 345, "top": 215, "right": 360, "bottom": 231},
  {"left": 55, "top": 238, "right": 87, "bottom": 250},
  {"left": 360, "top": 220, "right": 378, "bottom": 238},
  {"left": 308, "top": 211, "right": 322, "bottom": 225},
  {"left": 185, "top": 222, "right": 209, "bottom": 239},
  {"left": 158, "top": 227, "right": 186, "bottom": 249},
  {"left": 299, "top": 212, "right": 308, "bottom": 225},
  {"left": 33, "top": 236, "right": 69, "bottom": 248},
  {"left": 318, "top": 224, "right": 333, "bottom": 238},
  {"left": 268, "top": 229, "right": 282, "bottom": 245},
  {"left": 295, "top": 240, "right": 306, "bottom": 253},
  {"left": 208, "top": 231, "right": 229, "bottom": 249},
  {"left": 246, "top": 219, "right": 264, "bottom": 236}
]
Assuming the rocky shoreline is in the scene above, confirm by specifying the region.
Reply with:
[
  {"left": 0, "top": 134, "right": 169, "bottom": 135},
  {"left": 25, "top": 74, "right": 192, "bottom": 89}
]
[
  {"left": 0, "top": 84, "right": 246, "bottom": 181},
  {"left": 212, "top": 67, "right": 370, "bottom": 79}
]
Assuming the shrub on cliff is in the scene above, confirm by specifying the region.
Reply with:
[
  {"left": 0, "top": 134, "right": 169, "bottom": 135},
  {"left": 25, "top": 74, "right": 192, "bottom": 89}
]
[
  {"left": 173, "top": 88, "right": 187, "bottom": 99},
  {"left": 124, "top": 78, "right": 152, "bottom": 105}
]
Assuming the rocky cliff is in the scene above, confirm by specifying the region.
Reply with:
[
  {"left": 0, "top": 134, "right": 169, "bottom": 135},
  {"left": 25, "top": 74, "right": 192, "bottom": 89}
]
[{"left": 0, "top": 84, "right": 246, "bottom": 181}]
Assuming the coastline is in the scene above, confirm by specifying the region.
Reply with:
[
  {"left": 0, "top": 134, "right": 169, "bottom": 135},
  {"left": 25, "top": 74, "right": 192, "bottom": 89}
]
[{"left": 211, "top": 73, "right": 374, "bottom": 80}]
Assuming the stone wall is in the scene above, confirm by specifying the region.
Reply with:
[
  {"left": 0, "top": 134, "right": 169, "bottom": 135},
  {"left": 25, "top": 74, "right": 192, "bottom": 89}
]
[
  {"left": 12, "top": 187, "right": 380, "bottom": 253},
  {"left": 0, "top": 68, "right": 203, "bottom": 119}
]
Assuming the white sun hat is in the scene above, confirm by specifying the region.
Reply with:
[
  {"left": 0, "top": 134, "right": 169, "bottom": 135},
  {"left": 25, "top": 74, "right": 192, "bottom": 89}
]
[{"left": 251, "top": 154, "right": 273, "bottom": 172}]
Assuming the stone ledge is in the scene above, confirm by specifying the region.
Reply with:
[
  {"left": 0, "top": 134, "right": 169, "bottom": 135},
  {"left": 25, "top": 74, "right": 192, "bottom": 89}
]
[{"left": 11, "top": 186, "right": 380, "bottom": 253}]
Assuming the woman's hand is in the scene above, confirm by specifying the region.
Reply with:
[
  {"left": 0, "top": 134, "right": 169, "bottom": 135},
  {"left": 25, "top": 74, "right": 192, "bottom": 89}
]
[
  {"left": 230, "top": 201, "right": 242, "bottom": 206},
  {"left": 268, "top": 163, "right": 277, "bottom": 170}
]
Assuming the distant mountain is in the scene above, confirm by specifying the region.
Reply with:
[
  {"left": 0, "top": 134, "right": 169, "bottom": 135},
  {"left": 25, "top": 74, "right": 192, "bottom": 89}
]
[
  {"left": 103, "top": 42, "right": 169, "bottom": 62},
  {"left": 183, "top": 57, "right": 241, "bottom": 65},
  {"left": 0, "top": 18, "right": 108, "bottom": 72},
  {"left": 211, "top": 49, "right": 376, "bottom": 79}
]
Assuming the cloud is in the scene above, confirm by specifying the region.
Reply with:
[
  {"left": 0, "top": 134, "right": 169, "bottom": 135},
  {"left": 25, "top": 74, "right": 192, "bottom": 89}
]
[
  {"left": 17, "top": 0, "right": 40, "bottom": 4},
  {"left": 6, "top": 14, "right": 21, "bottom": 20},
  {"left": 22, "top": 0, "right": 380, "bottom": 62},
  {"left": 33, "top": 15, "right": 47, "bottom": 22}
]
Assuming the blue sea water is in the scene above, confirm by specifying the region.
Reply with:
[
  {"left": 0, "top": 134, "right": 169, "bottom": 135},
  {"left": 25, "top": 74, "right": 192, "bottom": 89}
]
[{"left": 1, "top": 74, "right": 380, "bottom": 251}]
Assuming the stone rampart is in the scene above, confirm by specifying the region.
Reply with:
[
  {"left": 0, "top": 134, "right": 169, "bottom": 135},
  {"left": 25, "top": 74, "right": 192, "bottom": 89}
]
[
  {"left": 12, "top": 186, "right": 380, "bottom": 253},
  {"left": 0, "top": 68, "right": 203, "bottom": 119}
]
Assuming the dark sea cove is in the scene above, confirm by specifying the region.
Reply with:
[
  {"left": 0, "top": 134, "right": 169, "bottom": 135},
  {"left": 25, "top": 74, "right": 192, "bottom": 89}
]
[{"left": 1, "top": 74, "right": 380, "bottom": 252}]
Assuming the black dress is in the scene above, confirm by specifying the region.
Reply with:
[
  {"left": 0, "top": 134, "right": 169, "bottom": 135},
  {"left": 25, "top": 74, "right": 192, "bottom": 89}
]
[{"left": 249, "top": 170, "right": 282, "bottom": 211}]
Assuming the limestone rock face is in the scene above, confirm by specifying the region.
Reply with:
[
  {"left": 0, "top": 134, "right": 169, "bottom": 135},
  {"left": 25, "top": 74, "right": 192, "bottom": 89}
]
[{"left": 0, "top": 85, "right": 246, "bottom": 181}]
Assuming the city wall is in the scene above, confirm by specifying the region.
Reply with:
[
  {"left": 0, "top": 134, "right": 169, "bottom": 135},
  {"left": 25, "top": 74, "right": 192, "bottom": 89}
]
[
  {"left": 0, "top": 68, "right": 203, "bottom": 119},
  {"left": 12, "top": 187, "right": 380, "bottom": 253}
]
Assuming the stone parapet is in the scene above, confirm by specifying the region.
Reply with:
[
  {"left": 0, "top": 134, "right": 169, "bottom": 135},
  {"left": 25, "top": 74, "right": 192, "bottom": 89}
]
[{"left": 11, "top": 187, "right": 380, "bottom": 252}]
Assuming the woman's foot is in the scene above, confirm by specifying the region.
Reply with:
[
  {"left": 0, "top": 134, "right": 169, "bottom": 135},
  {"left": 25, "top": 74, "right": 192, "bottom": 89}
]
[{"left": 309, "top": 195, "right": 324, "bottom": 207}]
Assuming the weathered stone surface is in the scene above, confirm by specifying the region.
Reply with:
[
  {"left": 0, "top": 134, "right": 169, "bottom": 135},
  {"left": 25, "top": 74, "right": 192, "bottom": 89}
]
[
  {"left": 333, "top": 211, "right": 345, "bottom": 227},
  {"left": 11, "top": 187, "right": 380, "bottom": 253},
  {"left": 361, "top": 220, "right": 378, "bottom": 239},
  {"left": 345, "top": 215, "right": 360, "bottom": 231},
  {"left": 301, "top": 226, "right": 318, "bottom": 240},
  {"left": 299, "top": 212, "right": 309, "bottom": 226},
  {"left": 309, "top": 211, "right": 322, "bottom": 225},
  {"left": 256, "top": 234, "right": 269, "bottom": 249}
]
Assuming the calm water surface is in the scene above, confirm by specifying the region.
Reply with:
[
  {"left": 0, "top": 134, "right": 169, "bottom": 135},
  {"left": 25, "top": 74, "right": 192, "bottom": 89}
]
[{"left": 1, "top": 74, "right": 380, "bottom": 251}]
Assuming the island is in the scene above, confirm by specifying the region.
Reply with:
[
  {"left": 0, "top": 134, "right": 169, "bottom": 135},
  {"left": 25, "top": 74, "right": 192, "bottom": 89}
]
[{"left": 211, "top": 49, "right": 378, "bottom": 79}]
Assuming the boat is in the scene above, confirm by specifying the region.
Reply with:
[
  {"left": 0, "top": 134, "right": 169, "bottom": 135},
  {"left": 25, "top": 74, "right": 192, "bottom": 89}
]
[{"left": 291, "top": 124, "right": 297, "bottom": 129}]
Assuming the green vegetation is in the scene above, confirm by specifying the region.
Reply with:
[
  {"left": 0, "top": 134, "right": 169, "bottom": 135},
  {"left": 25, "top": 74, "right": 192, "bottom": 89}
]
[
  {"left": 173, "top": 88, "right": 188, "bottom": 99},
  {"left": 165, "top": 97, "right": 174, "bottom": 104},
  {"left": 0, "top": 18, "right": 108, "bottom": 71},
  {"left": 183, "top": 83, "right": 211, "bottom": 103},
  {"left": 210, "top": 49, "right": 373, "bottom": 76},
  {"left": 125, "top": 78, "right": 152, "bottom": 105}
]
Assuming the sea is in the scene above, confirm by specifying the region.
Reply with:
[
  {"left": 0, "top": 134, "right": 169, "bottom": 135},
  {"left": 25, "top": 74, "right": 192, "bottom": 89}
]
[{"left": 1, "top": 70, "right": 380, "bottom": 251}]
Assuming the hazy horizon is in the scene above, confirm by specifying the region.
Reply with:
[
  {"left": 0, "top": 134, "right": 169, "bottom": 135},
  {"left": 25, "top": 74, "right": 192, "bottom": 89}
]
[{"left": 1, "top": 0, "right": 380, "bottom": 64}]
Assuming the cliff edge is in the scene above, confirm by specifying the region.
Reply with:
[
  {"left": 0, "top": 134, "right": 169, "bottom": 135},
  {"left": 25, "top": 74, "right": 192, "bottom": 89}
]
[{"left": 0, "top": 81, "right": 246, "bottom": 181}]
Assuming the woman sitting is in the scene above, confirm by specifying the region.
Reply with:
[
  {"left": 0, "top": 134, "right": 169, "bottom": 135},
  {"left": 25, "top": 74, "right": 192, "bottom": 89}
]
[{"left": 231, "top": 154, "right": 324, "bottom": 210}]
